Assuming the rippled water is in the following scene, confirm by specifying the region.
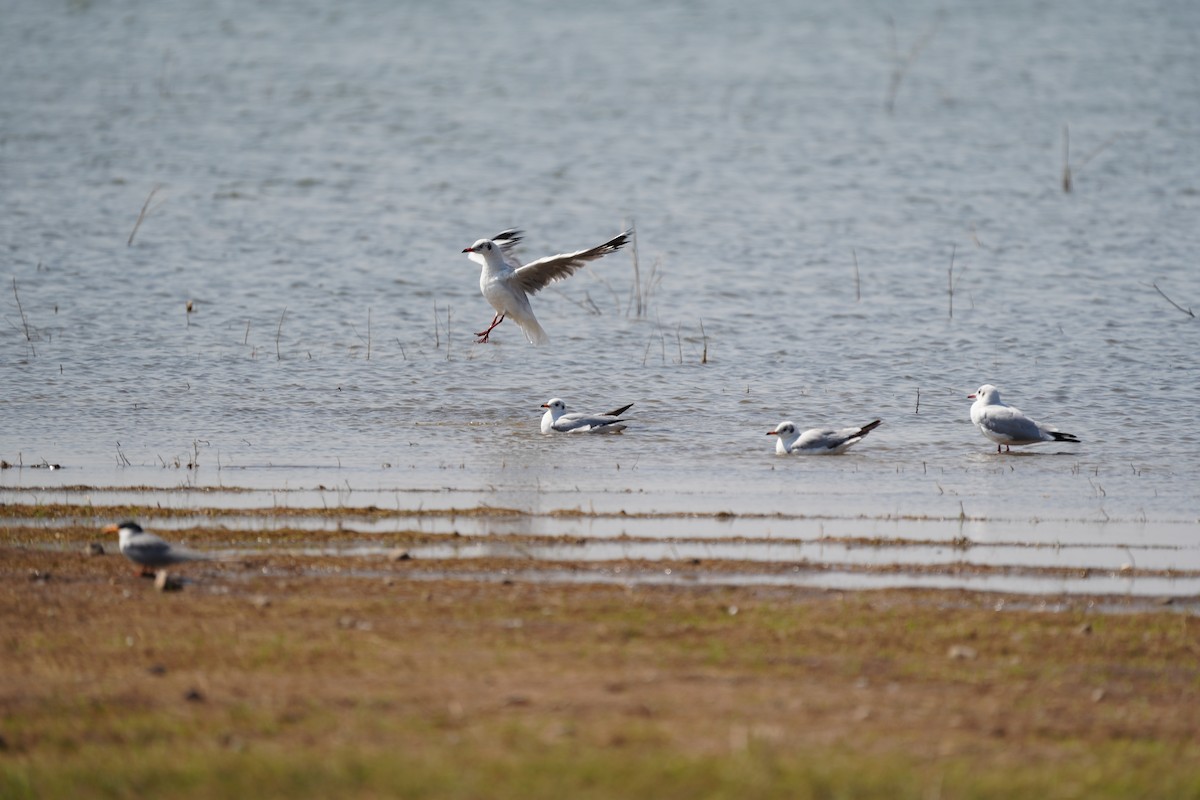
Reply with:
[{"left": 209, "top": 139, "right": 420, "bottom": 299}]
[{"left": 3, "top": 0, "right": 1199, "bottom": 594}]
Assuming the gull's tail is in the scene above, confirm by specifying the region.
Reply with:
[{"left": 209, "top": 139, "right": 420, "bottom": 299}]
[{"left": 515, "top": 315, "right": 549, "bottom": 346}]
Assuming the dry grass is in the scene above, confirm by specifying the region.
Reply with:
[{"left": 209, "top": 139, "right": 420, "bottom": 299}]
[{"left": 3, "top": 537, "right": 1200, "bottom": 798}]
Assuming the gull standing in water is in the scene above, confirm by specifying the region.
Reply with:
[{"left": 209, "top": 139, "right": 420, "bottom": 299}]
[
  {"left": 462, "top": 228, "right": 632, "bottom": 344},
  {"left": 968, "top": 384, "right": 1080, "bottom": 453},
  {"left": 540, "top": 398, "right": 633, "bottom": 434},
  {"left": 767, "top": 419, "right": 882, "bottom": 455},
  {"left": 103, "top": 520, "right": 208, "bottom": 576}
]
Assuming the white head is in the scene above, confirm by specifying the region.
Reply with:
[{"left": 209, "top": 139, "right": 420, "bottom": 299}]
[
  {"left": 968, "top": 384, "right": 1000, "bottom": 404},
  {"left": 541, "top": 398, "right": 567, "bottom": 418},
  {"left": 540, "top": 398, "right": 567, "bottom": 434},
  {"left": 462, "top": 238, "right": 502, "bottom": 266},
  {"left": 104, "top": 520, "right": 144, "bottom": 548},
  {"left": 767, "top": 421, "right": 800, "bottom": 450}
]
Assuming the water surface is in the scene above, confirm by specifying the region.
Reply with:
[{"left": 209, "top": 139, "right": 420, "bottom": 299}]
[{"left": 3, "top": 0, "right": 1198, "bottom": 595}]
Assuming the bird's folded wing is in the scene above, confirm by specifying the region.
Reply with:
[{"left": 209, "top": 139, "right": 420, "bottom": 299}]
[
  {"left": 511, "top": 230, "right": 632, "bottom": 294},
  {"left": 982, "top": 408, "right": 1041, "bottom": 438},
  {"left": 826, "top": 429, "right": 862, "bottom": 449},
  {"left": 128, "top": 537, "right": 175, "bottom": 559},
  {"left": 554, "top": 415, "right": 619, "bottom": 432},
  {"left": 794, "top": 430, "right": 833, "bottom": 449}
]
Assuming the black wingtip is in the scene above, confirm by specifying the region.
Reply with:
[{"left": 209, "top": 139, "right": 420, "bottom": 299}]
[
  {"left": 492, "top": 229, "right": 523, "bottom": 244},
  {"left": 605, "top": 403, "right": 634, "bottom": 418},
  {"left": 1049, "top": 431, "right": 1080, "bottom": 443},
  {"left": 858, "top": 419, "right": 883, "bottom": 435},
  {"left": 601, "top": 230, "right": 633, "bottom": 254}
]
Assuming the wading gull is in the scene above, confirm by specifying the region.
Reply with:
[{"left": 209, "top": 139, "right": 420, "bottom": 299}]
[
  {"left": 462, "top": 228, "right": 632, "bottom": 345},
  {"left": 767, "top": 419, "right": 882, "bottom": 455},
  {"left": 540, "top": 398, "right": 633, "bottom": 434},
  {"left": 968, "top": 384, "right": 1080, "bottom": 453}
]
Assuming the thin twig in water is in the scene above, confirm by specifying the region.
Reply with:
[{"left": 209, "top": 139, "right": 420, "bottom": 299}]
[
  {"left": 947, "top": 244, "right": 968, "bottom": 319},
  {"left": 647, "top": 258, "right": 663, "bottom": 313},
  {"left": 626, "top": 228, "right": 661, "bottom": 318},
  {"left": 851, "top": 247, "right": 861, "bottom": 302},
  {"left": 1147, "top": 282, "right": 1195, "bottom": 318},
  {"left": 628, "top": 219, "right": 643, "bottom": 317},
  {"left": 550, "top": 286, "right": 602, "bottom": 316},
  {"left": 656, "top": 313, "right": 666, "bottom": 364},
  {"left": 127, "top": 184, "right": 162, "bottom": 246},
  {"left": 700, "top": 318, "right": 709, "bottom": 364},
  {"left": 445, "top": 305, "right": 452, "bottom": 361},
  {"left": 947, "top": 245, "right": 955, "bottom": 319},
  {"left": 915, "top": 387, "right": 921, "bottom": 414},
  {"left": 1062, "top": 124, "right": 1123, "bottom": 193},
  {"left": 1077, "top": 133, "right": 1122, "bottom": 171},
  {"left": 884, "top": 15, "right": 941, "bottom": 115},
  {"left": 244, "top": 320, "right": 250, "bottom": 345},
  {"left": 675, "top": 323, "right": 683, "bottom": 364},
  {"left": 433, "top": 301, "right": 440, "bottom": 349},
  {"left": 12, "top": 277, "right": 35, "bottom": 355},
  {"left": 629, "top": 256, "right": 663, "bottom": 319},
  {"left": 584, "top": 268, "right": 623, "bottom": 314},
  {"left": 1061, "top": 124, "right": 1072, "bottom": 192},
  {"left": 275, "top": 306, "right": 287, "bottom": 361}
]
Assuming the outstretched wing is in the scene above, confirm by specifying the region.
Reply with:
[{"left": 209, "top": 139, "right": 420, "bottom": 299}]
[{"left": 511, "top": 230, "right": 632, "bottom": 295}]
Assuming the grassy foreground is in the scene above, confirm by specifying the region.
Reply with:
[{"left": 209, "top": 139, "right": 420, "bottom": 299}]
[{"left": 2, "top": 545, "right": 1200, "bottom": 799}]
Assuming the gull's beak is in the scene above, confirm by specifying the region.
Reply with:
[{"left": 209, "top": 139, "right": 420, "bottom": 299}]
[
  {"left": 967, "top": 393, "right": 977, "bottom": 399},
  {"left": 462, "top": 246, "right": 474, "bottom": 253},
  {"left": 102, "top": 523, "right": 119, "bottom": 534},
  {"left": 766, "top": 430, "right": 777, "bottom": 436},
  {"left": 541, "top": 404, "right": 550, "bottom": 409}
]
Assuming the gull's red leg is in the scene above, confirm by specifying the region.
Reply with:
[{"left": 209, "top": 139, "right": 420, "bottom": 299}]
[
  {"left": 475, "top": 313, "right": 500, "bottom": 337},
  {"left": 475, "top": 313, "right": 505, "bottom": 343}
]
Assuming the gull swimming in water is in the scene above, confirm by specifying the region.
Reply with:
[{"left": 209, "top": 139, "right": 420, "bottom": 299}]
[
  {"left": 540, "top": 398, "right": 633, "bottom": 434},
  {"left": 968, "top": 384, "right": 1080, "bottom": 453},
  {"left": 103, "top": 520, "right": 208, "bottom": 576},
  {"left": 767, "top": 419, "right": 882, "bottom": 455},
  {"left": 462, "top": 228, "right": 632, "bottom": 345}
]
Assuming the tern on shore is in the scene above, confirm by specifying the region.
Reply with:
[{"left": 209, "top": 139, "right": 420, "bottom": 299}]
[{"left": 104, "top": 520, "right": 208, "bottom": 576}]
